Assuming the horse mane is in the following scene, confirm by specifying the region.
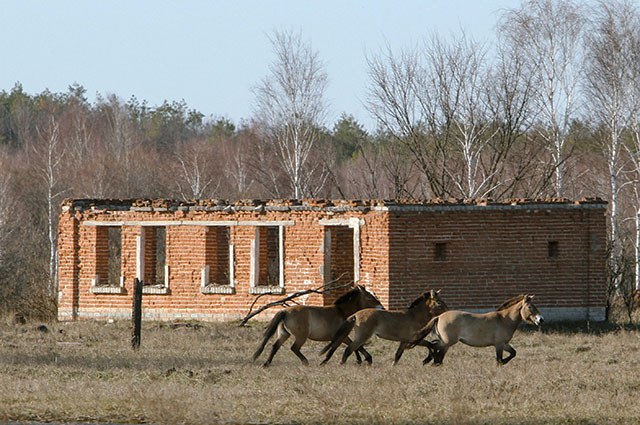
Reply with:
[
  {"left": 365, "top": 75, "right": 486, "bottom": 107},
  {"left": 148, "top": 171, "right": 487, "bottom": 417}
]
[
  {"left": 408, "top": 293, "right": 428, "bottom": 309},
  {"left": 496, "top": 294, "right": 526, "bottom": 311},
  {"left": 333, "top": 287, "right": 360, "bottom": 306}
]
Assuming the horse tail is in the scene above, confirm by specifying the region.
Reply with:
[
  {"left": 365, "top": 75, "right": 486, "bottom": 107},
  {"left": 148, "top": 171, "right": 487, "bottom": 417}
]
[
  {"left": 252, "top": 309, "right": 286, "bottom": 362},
  {"left": 320, "top": 316, "right": 356, "bottom": 355},
  {"left": 407, "top": 316, "right": 439, "bottom": 349}
]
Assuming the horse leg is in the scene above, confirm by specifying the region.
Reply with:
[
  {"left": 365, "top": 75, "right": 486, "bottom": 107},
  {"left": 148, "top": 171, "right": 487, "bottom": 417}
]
[
  {"left": 393, "top": 342, "right": 407, "bottom": 365},
  {"left": 340, "top": 340, "right": 362, "bottom": 364},
  {"left": 340, "top": 337, "right": 364, "bottom": 364},
  {"left": 320, "top": 344, "right": 340, "bottom": 365},
  {"left": 320, "top": 337, "right": 348, "bottom": 366},
  {"left": 290, "top": 335, "right": 309, "bottom": 366},
  {"left": 263, "top": 327, "right": 290, "bottom": 367},
  {"left": 417, "top": 340, "right": 436, "bottom": 365},
  {"left": 498, "top": 344, "right": 516, "bottom": 365},
  {"left": 341, "top": 337, "right": 363, "bottom": 364},
  {"left": 433, "top": 347, "right": 448, "bottom": 365},
  {"left": 357, "top": 346, "right": 373, "bottom": 365}
]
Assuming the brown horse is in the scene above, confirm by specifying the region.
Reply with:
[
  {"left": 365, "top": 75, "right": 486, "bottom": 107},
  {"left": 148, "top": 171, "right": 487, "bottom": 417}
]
[
  {"left": 252, "top": 284, "right": 383, "bottom": 367},
  {"left": 320, "top": 289, "right": 447, "bottom": 365},
  {"left": 408, "top": 294, "right": 544, "bottom": 365}
]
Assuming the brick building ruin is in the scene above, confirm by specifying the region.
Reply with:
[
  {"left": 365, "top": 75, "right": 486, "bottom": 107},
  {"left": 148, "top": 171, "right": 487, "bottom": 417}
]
[{"left": 57, "top": 198, "right": 608, "bottom": 322}]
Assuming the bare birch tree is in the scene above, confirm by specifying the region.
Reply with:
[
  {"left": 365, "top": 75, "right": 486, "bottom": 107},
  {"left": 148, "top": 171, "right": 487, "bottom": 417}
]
[
  {"left": 253, "top": 30, "right": 329, "bottom": 198},
  {"left": 613, "top": 0, "right": 640, "bottom": 292},
  {"left": 499, "top": 0, "right": 586, "bottom": 197},
  {"left": 487, "top": 32, "right": 543, "bottom": 198},
  {"left": 583, "top": 0, "right": 638, "bottom": 292},
  {"left": 31, "top": 114, "right": 67, "bottom": 296},
  {"left": 0, "top": 149, "right": 14, "bottom": 262},
  {"left": 100, "top": 94, "right": 140, "bottom": 197},
  {"left": 366, "top": 34, "right": 533, "bottom": 199},
  {"left": 430, "top": 37, "right": 501, "bottom": 198},
  {"left": 173, "top": 139, "right": 220, "bottom": 200}
]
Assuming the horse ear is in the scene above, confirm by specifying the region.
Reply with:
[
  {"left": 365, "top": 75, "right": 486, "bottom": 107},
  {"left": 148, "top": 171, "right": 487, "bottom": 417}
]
[{"left": 436, "top": 289, "right": 441, "bottom": 295}]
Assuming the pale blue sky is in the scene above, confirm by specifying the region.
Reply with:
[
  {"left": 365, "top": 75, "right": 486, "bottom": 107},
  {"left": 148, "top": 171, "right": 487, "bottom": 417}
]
[{"left": 0, "top": 1, "right": 515, "bottom": 131}]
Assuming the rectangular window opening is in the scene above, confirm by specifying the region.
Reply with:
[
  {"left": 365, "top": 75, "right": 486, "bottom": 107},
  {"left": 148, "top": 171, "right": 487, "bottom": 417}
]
[
  {"left": 548, "top": 241, "right": 559, "bottom": 258},
  {"left": 434, "top": 242, "right": 447, "bottom": 261},
  {"left": 107, "top": 227, "right": 122, "bottom": 286},
  {"left": 250, "top": 225, "right": 285, "bottom": 294},
  {"left": 145, "top": 226, "right": 166, "bottom": 286},
  {"left": 91, "top": 225, "right": 124, "bottom": 294},
  {"left": 323, "top": 225, "right": 355, "bottom": 305},
  {"left": 258, "top": 226, "right": 280, "bottom": 286},
  {"left": 206, "top": 226, "right": 231, "bottom": 285}
]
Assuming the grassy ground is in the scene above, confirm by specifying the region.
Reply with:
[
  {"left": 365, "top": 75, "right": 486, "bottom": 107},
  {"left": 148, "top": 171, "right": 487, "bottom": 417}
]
[{"left": 1, "top": 318, "right": 639, "bottom": 425}]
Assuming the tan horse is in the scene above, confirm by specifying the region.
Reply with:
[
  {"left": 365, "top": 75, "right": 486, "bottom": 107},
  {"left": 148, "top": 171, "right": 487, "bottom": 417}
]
[
  {"left": 252, "top": 285, "right": 383, "bottom": 367},
  {"left": 320, "top": 289, "right": 447, "bottom": 365},
  {"left": 408, "top": 294, "right": 544, "bottom": 365}
]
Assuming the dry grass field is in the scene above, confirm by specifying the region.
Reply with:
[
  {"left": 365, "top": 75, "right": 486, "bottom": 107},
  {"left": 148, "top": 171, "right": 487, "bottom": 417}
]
[{"left": 1, "top": 317, "right": 639, "bottom": 425}]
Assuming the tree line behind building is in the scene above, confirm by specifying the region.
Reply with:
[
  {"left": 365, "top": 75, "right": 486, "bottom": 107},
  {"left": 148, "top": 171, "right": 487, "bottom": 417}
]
[{"left": 0, "top": 0, "right": 638, "bottom": 320}]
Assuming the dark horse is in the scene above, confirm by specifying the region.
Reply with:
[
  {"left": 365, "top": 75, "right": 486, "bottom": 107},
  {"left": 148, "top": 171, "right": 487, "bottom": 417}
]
[
  {"left": 252, "top": 285, "right": 383, "bottom": 367},
  {"left": 408, "top": 294, "right": 544, "bottom": 365},
  {"left": 320, "top": 290, "right": 447, "bottom": 365}
]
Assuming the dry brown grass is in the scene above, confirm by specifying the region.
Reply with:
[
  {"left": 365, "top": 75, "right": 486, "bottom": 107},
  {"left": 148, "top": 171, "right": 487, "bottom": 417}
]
[{"left": 1, "top": 318, "right": 639, "bottom": 425}]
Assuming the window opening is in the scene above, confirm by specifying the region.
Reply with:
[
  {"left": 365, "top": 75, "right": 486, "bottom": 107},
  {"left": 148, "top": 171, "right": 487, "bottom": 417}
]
[
  {"left": 91, "top": 225, "right": 124, "bottom": 294},
  {"left": 434, "top": 242, "right": 447, "bottom": 261},
  {"left": 548, "top": 241, "right": 559, "bottom": 258},
  {"left": 107, "top": 227, "right": 122, "bottom": 286},
  {"left": 202, "top": 226, "right": 233, "bottom": 293},
  {"left": 145, "top": 226, "right": 166, "bottom": 286},
  {"left": 258, "top": 226, "right": 280, "bottom": 286},
  {"left": 323, "top": 225, "right": 354, "bottom": 305}
]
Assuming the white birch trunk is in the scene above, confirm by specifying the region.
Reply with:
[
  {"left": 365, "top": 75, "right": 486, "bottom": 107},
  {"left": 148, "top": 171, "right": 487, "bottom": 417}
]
[{"left": 636, "top": 209, "right": 640, "bottom": 291}]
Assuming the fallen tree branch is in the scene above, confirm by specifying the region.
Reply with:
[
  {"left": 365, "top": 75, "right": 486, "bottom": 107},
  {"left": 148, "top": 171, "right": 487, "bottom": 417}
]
[{"left": 239, "top": 273, "right": 353, "bottom": 327}]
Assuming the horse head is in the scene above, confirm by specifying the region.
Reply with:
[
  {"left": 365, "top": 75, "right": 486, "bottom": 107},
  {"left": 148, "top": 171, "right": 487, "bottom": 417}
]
[
  {"left": 355, "top": 284, "right": 384, "bottom": 310},
  {"left": 427, "top": 289, "right": 447, "bottom": 316},
  {"left": 409, "top": 289, "right": 447, "bottom": 316},
  {"left": 520, "top": 295, "right": 544, "bottom": 326}
]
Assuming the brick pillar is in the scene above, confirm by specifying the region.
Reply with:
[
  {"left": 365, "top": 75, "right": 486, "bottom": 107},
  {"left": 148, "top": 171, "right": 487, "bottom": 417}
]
[{"left": 57, "top": 209, "right": 79, "bottom": 321}]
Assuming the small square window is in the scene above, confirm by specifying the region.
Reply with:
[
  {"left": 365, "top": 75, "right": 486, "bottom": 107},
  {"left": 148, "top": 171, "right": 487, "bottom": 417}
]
[
  {"left": 548, "top": 241, "right": 559, "bottom": 258},
  {"left": 434, "top": 242, "right": 447, "bottom": 261}
]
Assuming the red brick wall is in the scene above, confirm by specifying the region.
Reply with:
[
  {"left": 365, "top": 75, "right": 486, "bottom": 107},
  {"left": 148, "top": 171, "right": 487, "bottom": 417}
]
[
  {"left": 387, "top": 207, "right": 606, "bottom": 313},
  {"left": 57, "top": 209, "right": 79, "bottom": 320},
  {"left": 57, "top": 200, "right": 606, "bottom": 322}
]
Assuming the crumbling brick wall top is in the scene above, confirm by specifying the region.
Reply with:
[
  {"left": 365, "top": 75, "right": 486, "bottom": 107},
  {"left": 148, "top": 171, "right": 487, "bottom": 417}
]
[{"left": 61, "top": 197, "right": 606, "bottom": 213}]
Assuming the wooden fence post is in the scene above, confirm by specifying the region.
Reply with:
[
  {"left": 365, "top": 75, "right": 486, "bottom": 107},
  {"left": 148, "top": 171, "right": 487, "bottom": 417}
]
[{"left": 131, "top": 278, "right": 143, "bottom": 350}]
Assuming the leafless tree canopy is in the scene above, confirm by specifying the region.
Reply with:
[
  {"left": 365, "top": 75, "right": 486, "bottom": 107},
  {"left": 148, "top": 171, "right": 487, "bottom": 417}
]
[
  {"left": 253, "top": 30, "right": 329, "bottom": 198},
  {"left": 499, "top": 0, "right": 586, "bottom": 198},
  {"left": 3, "top": 3, "right": 640, "bottom": 319}
]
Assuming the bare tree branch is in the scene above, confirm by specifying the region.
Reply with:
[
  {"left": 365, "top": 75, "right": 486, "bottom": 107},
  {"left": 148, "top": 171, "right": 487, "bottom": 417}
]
[{"left": 239, "top": 273, "right": 351, "bottom": 327}]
